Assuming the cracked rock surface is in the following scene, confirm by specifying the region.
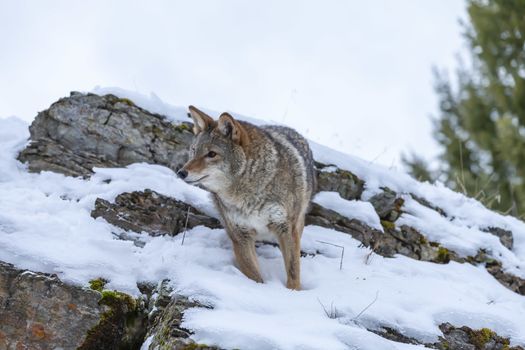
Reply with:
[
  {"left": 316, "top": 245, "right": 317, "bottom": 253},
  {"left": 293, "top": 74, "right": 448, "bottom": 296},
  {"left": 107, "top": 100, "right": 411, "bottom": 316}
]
[
  {"left": 18, "top": 92, "right": 194, "bottom": 177},
  {"left": 0, "top": 261, "right": 103, "bottom": 349},
  {"left": 91, "top": 189, "right": 221, "bottom": 237}
]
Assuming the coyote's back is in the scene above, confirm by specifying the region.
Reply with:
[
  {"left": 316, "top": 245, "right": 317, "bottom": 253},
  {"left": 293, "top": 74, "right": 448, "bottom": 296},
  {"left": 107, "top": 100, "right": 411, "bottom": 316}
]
[
  {"left": 261, "top": 124, "right": 316, "bottom": 200},
  {"left": 178, "top": 106, "right": 315, "bottom": 290}
]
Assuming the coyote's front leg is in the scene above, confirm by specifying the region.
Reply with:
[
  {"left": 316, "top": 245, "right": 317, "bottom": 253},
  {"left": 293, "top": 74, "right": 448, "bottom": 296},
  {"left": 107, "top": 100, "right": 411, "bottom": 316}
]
[
  {"left": 214, "top": 197, "right": 263, "bottom": 283},
  {"left": 230, "top": 235, "right": 263, "bottom": 283},
  {"left": 269, "top": 221, "right": 302, "bottom": 290},
  {"left": 225, "top": 220, "right": 263, "bottom": 283}
]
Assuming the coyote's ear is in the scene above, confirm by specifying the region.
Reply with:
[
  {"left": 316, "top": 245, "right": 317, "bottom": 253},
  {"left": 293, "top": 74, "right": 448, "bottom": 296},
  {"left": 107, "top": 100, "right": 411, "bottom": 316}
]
[
  {"left": 188, "top": 106, "right": 215, "bottom": 134},
  {"left": 217, "top": 113, "right": 248, "bottom": 146}
]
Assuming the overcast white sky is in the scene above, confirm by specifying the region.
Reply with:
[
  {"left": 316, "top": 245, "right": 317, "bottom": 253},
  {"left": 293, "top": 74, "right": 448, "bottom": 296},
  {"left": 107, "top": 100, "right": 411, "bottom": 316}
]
[{"left": 0, "top": 0, "right": 466, "bottom": 167}]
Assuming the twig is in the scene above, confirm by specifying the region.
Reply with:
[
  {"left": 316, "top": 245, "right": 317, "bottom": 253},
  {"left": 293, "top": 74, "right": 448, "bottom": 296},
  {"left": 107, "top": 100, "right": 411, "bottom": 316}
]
[
  {"left": 364, "top": 250, "right": 375, "bottom": 265},
  {"left": 281, "top": 89, "right": 297, "bottom": 122},
  {"left": 316, "top": 240, "right": 344, "bottom": 270},
  {"left": 369, "top": 147, "right": 388, "bottom": 165},
  {"left": 317, "top": 297, "right": 330, "bottom": 317},
  {"left": 181, "top": 205, "right": 191, "bottom": 246},
  {"left": 353, "top": 291, "right": 379, "bottom": 320}
]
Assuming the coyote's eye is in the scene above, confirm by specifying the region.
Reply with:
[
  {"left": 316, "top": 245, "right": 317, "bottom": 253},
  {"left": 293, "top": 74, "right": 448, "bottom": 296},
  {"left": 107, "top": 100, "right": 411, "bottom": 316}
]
[{"left": 206, "top": 151, "right": 217, "bottom": 158}]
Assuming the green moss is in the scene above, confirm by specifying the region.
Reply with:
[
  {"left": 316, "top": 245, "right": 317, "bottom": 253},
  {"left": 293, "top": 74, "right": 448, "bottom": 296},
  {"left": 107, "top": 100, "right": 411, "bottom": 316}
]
[
  {"left": 436, "top": 247, "right": 450, "bottom": 264},
  {"left": 394, "top": 198, "right": 405, "bottom": 211},
  {"left": 79, "top": 308, "right": 118, "bottom": 349},
  {"left": 88, "top": 278, "right": 108, "bottom": 292},
  {"left": 380, "top": 220, "right": 395, "bottom": 230},
  {"left": 115, "top": 97, "right": 135, "bottom": 106},
  {"left": 99, "top": 290, "right": 136, "bottom": 309},
  {"left": 149, "top": 125, "right": 163, "bottom": 136},
  {"left": 419, "top": 236, "right": 428, "bottom": 245},
  {"left": 485, "top": 258, "right": 499, "bottom": 266},
  {"left": 337, "top": 169, "right": 360, "bottom": 182},
  {"left": 338, "top": 170, "right": 353, "bottom": 179},
  {"left": 174, "top": 123, "right": 191, "bottom": 132},
  {"left": 78, "top": 289, "right": 145, "bottom": 350},
  {"left": 469, "top": 327, "right": 495, "bottom": 348}
]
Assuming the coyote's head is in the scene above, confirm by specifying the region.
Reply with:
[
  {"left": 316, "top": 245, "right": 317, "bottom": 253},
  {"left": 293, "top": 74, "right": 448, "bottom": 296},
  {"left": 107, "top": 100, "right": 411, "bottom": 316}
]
[{"left": 177, "top": 106, "right": 249, "bottom": 193}]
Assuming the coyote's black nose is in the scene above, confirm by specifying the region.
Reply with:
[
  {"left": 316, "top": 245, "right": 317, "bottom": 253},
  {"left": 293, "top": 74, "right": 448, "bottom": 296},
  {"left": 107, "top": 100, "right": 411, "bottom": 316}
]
[{"left": 177, "top": 169, "right": 188, "bottom": 179}]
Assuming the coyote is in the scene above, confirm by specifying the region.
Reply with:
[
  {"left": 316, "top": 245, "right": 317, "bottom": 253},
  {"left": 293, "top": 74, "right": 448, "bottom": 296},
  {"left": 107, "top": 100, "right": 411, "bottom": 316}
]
[{"left": 177, "top": 106, "right": 316, "bottom": 290}]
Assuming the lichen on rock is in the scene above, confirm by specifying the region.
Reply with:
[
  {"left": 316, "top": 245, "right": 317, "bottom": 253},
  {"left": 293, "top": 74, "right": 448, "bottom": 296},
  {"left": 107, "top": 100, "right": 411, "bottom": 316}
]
[
  {"left": 0, "top": 261, "right": 104, "bottom": 349},
  {"left": 315, "top": 162, "right": 365, "bottom": 200},
  {"left": 371, "top": 323, "right": 524, "bottom": 350},
  {"left": 435, "top": 322, "right": 523, "bottom": 350}
]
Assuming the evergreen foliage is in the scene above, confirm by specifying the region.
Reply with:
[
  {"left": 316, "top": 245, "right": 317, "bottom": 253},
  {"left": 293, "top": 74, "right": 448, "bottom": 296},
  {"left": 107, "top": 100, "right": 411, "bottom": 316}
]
[{"left": 405, "top": 0, "right": 525, "bottom": 219}]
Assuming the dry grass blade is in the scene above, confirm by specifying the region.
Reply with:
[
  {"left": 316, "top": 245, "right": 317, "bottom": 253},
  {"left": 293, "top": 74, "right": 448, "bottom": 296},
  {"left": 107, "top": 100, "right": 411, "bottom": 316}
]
[
  {"left": 316, "top": 240, "right": 345, "bottom": 270},
  {"left": 181, "top": 205, "right": 191, "bottom": 246},
  {"left": 317, "top": 298, "right": 340, "bottom": 319},
  {"left": 353, "top": 291, "right": 379, "bottom": 320}
]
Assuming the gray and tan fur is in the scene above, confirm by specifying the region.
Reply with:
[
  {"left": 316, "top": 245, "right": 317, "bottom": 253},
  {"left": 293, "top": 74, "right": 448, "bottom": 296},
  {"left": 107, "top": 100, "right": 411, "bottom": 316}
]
[{"left": 178, "top": 106, "right": 316, "bottom": 290}]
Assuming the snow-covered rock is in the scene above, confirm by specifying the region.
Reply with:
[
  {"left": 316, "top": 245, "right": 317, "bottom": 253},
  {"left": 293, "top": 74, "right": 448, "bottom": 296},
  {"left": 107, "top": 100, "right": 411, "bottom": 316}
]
[{"left": 1, "top": 90, "right": 525, "bottom": 349}]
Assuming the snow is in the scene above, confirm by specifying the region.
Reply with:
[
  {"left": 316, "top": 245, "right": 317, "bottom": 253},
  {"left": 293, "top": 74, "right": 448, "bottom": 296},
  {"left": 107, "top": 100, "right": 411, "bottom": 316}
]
[
  {"left": 313, "top": 191, "right": 383, "bottom": 232},
  {"left": 140, "top": 335, "right": 154, "bottom": 350},
  {"left": 1, "top": 89, "right": 525, "bottom": 349},
  {"left": 310, "top": 142, "right": 525, "bottom": 275},
  {"left": 181, "top": 227, "right": 525, "bottom": 348},
  {"left": 397, "top": 196, "right": 524, "bottom": 275},
  {"left": 92, "top": 86, "right": 190, "bottom": 123}
]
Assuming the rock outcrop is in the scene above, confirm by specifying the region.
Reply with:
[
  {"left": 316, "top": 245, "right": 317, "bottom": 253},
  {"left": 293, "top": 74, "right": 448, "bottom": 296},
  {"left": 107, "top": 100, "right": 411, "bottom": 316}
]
[
  {"left": 89, "top": 185, "right": 525, "bottom": 297},
  {"left": 372, "top": 323, "right": 524, "bottom": 350},
  {"left": 18, "top": 92, "right": 193, "bottom": 177},
  {"left": 306, "top": 202, "right": 456, "bottom": 263},
  {"left": 435, "top": 323, "right": 524, "bottom": 350},
  {"left": 145, "top": 291, "right": 221, "bottom": 350},
  {"left": 91, "top": 189, "right": 221, "bottom": 237},
  {"left": 0, "top": 261, "right": 103, "bottom": 349},
  {"left": 315, "top": 162, "right": 364, "bottom": 200},
  {"left": 0, "top": 261, "right": 147, "bottom": 350},
  {"left": 4, "top": 91, "right": 524, "bottom": 349}
]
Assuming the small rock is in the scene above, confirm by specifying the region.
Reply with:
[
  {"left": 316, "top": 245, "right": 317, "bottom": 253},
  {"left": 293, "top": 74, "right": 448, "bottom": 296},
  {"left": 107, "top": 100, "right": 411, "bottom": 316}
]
[
  {"left": 78, "top": 289, "right": 148, "bottom": 350},
  {"left": 91, "top": 189, "right": 221, "bottom": 236},
  {"left": 485, "top": 260, "right": 525, "bottom": 296},
  {"left": 315, "top": 162, "right": 365, "bottom": 200},
  {"left": 371, "top": 323, "right": 523, "bottom": 350},
  {"left": 435, "top": 322, "right": 523, "bottom": 350},
  {"left": 145, "top": 279, "right": 174, "bottom": 327},
  {"left": 369, "top": 326, "right": 420, "bottom": 345},
  {"left": 483, "top": 227, "right": 513, "bottom": 250},
  {"left": 18, "top": 92, "right": 194, "bottom": 177},
  {"left": 369, "top": 187, "right": 404, "bottom": 222},
  {"left": 306, "top": 203, "right": 453, "bottom": 264},
  {"left": 145, "top": 294, "right": 221, "bottom": 350},
  {"left": 410, "top": 193, "right": 447, "bottom": 217}
]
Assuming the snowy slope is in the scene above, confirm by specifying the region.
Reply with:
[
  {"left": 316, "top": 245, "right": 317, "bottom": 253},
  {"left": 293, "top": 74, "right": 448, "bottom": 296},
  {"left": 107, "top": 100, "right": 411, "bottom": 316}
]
[{"left": 1, "top": 89, "right": 525, "bottom": 349}]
